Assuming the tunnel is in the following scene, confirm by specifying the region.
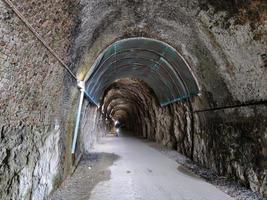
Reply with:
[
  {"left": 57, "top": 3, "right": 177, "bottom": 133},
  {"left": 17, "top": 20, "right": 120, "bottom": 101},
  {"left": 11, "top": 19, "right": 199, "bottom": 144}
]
[
  {"left": 1, "top": 0, "right": 267, "bottom": 200},
  {"left": 82, "top": 37, "right": 199, "bottom": 142}
]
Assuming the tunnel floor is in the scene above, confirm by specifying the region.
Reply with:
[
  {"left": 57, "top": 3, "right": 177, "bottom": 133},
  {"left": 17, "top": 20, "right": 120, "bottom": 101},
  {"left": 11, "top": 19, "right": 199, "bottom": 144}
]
[{"left": 51, "top": 130, "right": 234, "bottom": 200}]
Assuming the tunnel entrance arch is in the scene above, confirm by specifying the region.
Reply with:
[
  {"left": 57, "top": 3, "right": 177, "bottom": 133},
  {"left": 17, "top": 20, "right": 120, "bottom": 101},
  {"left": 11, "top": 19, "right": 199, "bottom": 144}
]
[
  {"left": 72, "top": 37, "right": 201, "bottom": 155},
  {"left": 84, "top": 37, "right": 200, "bottom": 107}
]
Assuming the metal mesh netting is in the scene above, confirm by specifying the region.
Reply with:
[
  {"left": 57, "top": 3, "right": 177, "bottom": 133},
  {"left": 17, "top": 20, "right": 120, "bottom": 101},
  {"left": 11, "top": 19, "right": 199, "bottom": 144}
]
[{"left": 84, "top": 38, "right": 200, "bottom": 107}]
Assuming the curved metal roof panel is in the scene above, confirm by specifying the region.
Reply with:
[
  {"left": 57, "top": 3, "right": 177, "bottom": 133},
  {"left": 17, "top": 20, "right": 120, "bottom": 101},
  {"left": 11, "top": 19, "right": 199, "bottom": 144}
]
[{"left": 84, "top": 37, "right": 200, "bottom": 107}]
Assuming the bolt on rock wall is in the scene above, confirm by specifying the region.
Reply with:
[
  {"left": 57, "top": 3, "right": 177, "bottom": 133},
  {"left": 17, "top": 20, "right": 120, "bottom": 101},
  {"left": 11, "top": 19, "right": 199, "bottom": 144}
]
[
  {"left": 71, "top": 0, "right": 267, "bottom": 197},
  {"left": 0, "top": 0, "right": 79, "bottom": 199}
]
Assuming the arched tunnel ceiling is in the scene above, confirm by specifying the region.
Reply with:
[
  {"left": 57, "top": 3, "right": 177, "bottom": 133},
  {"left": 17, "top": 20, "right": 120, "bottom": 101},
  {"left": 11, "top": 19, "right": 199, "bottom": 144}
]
[{"left": 84, "top": 37, "right": 200, "bottom": 107}]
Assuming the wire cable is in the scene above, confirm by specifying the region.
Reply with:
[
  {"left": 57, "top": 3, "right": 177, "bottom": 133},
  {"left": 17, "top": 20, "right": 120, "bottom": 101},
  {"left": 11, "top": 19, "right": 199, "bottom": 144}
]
[
  {"left": 3, "top": 0, "right": 77, "bottom": 80},
  {"left": 193, "top": 100, "right": 267, "bottom": 113}
]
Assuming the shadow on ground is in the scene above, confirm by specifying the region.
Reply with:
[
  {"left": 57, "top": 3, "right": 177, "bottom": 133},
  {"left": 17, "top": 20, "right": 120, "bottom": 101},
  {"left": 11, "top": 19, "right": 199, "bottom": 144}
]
[{"left": 49, "top": 152, "right": 119, "bottom": 200}]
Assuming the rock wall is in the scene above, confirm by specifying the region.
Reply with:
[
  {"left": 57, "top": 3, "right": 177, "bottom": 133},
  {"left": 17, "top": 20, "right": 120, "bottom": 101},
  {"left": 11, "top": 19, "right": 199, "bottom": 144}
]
[
  {"left": 78, "top": 100, "right": 105, "bottom": 154},
  {"left": 193, "top": 106, "right": 267, "bottom": 195},
  {"left": 0, "top": 0, "right": 79, "bottom": 199}
]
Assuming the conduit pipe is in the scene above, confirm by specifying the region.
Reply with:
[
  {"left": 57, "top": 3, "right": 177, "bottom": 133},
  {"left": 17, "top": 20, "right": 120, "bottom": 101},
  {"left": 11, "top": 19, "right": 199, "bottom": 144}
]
[{"left": 71, "top": 81, "right": 85, "bottom": 155}]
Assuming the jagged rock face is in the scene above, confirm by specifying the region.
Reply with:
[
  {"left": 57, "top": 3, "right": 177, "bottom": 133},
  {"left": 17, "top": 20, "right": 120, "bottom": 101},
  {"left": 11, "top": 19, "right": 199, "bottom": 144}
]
[
  {"left": 78, "top": 101, "right": 105, "bottom": 155},
  {"left": 0, "top": 0, "right": 78, "bottom": 199}
]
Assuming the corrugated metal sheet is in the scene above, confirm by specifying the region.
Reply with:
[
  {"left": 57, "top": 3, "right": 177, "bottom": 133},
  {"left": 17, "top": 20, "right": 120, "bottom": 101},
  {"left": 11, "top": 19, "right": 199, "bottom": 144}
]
[{"left": 84, "top": 37, "right": 200, "bottom": 107}]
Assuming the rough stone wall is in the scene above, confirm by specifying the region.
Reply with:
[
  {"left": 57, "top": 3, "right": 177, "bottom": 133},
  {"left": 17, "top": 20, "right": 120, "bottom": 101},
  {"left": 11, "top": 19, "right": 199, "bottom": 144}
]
[
  {"left": 71, "top": 0, "right": 267, "bottom": 197},
  {"left": 192, "top": 105, "right": 267, "bottom": 196},
  {"left": 78, "top": 100, "right": 105, "bottom": 154},
  {"left": 0, "top": 1, "right": 78, "bottom": 199}
]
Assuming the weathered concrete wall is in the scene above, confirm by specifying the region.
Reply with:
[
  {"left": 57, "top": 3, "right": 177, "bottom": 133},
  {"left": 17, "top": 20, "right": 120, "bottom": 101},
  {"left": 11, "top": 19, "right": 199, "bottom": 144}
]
[
  {"left": 0, "top": 0, "right": 79, "bottom": 199},
  {"left": 71, "top": 0, "right": 267, "bottom": 197}
]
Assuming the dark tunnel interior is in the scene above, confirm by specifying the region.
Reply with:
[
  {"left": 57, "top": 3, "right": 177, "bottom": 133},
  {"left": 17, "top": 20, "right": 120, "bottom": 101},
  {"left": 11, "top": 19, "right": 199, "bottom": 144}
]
[{"left": 100, "top": 78, "right": 162, "bottom": 137}]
